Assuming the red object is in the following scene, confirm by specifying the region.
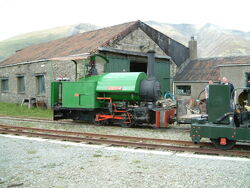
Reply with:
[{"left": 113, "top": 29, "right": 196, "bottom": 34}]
[
  {"left": 107, "top": 86, "right": 123, "bottom": 90},
  {"left": 164, "top": 109, "right": 175, "bottom": 128},
  {"left": 155, "top": 111, "right": 160, "bottom": 128},
  {"left": 95, "top": 97, "right": 131, "bottom": 124},
  {"left": 74, "top": 93, "right": 79, "bottom": 97},
  {"left": 220, "top": 138, "right": 227, "bottom": 145}
]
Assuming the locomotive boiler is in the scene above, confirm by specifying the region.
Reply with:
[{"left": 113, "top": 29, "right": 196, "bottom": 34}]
[{"left": 51, "top": 51, "right": 166, "bottom": 127}]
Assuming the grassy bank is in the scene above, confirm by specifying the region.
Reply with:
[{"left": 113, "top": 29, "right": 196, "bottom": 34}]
[{"left": 0, "top": 102, "right": 52, "bottom": 119}]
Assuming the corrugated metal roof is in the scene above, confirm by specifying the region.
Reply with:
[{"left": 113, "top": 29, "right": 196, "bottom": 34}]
[
  {"left": 0, "top": 21, "right": 139, "bottom": 66},
  {"left": 0, "top": 20, "right": 189, "bottom": 67},
  {"left": 174, "top": 56, "right": 250, "bottom": 82}
]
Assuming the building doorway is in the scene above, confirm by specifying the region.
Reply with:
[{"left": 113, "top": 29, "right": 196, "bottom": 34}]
[{"left": 130, "top": 61, "right": 147, "bottom": 73}]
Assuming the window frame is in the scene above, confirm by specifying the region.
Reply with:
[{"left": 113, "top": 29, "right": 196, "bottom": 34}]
[
  {"left": 1, "top": 78, "right": 9, "bottom": 93},
  {"left": 17, "top": 75, "right": 25, "bottom": 94},
  {"left": 36, "top": 74, "right": 46, "bottom": 96},
  {"left": 176, "top": 85, "right": 191, "bottom": 96}
]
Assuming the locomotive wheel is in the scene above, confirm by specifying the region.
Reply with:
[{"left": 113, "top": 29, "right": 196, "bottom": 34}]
[
  {"left": 92, "top": 112, "right": 107, "bottom": 126},
  {"left": 119, "top": 113, "right": 134, "bottom": 128},
  {"left": 94, "top": 119, "right": 105, "bottom": 126},
  {"left": 210, "top": 138, "right": 236, "bottom": 150},
  {"left": 120, "top": 122, "right": 133, "bottom": 128}
]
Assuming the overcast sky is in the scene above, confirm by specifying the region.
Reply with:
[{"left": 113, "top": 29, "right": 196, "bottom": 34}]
[{"left": 0, "top": 0, "right": 249, "bottom": 40}]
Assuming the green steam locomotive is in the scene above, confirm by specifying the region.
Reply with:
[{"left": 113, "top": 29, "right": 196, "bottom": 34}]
[{"left": 51, "top": 51, "right": 165, "bottom": 127}]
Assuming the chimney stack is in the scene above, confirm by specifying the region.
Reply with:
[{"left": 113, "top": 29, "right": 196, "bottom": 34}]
[{"left": 188, "top": 36, "right": 197, "bottom": 60}]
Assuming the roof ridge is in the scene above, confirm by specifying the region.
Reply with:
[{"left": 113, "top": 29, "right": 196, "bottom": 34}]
[
  {"left": 92, "top": 20, "right": 141, "bottom": 53},
  {"left": 192, "top": 55, "right": 250, "bottom": 62},
  {"left": 11, "top": 21, "right": 140, "bottom": 53},
  {"left": 0, "top": 20, "right": 141, "bottom": 65}
]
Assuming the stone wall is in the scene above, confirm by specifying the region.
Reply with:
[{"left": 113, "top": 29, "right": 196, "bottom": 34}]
[
  {"left": 174, "top": 65, "right": 250, "bottom": 101},
  {"left": 174, "top": 82, "right": 208, "bottom": 100},
  {"left": 0, "top": 60, "right": 76, "bottom": 107},
  {"left": 219, "top": 65, "right": 250, "bottom": 88},
  {"left": 110, "top": 28, "right": 166, "bottom": 55}
]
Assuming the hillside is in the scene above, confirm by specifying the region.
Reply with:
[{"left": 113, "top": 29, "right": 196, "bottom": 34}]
[
  {"left": 1, "top": 21, "right": 250, "bottom": 62},
  {"left": 147, "top": 21, "right": 250, "bottom": 57},
  {"left": 0, "top": 23, "right": 99, "bottom": 61}
]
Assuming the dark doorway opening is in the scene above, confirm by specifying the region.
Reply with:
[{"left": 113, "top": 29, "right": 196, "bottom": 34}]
[
  {"left": 245, "top": 72, "right": 250, "bottom": 87},
  {"left": 246, "top": 73, "right": 250, "bottom": 80},
  {"left": 130, "top": 61, "right": 147, "bottom": 73}
]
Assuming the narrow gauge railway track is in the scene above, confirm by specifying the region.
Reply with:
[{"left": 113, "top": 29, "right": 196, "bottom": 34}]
[
  {"left": 0, "top": 125, "right": 250, "bottom": 158},
  {"left": 0, "top": 116, "right": 70, "bottom": 124},
  {"left": 0, "top": 116, "right": 190, "bottom": 130}
]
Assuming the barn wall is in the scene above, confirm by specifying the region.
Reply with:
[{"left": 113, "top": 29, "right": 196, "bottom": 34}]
[
  {"left": 219, "top": 65, "right": 250, "bottom": 88},
  {"left": 174, "top": 65, "right": 250, "bottom": 101},
  {"left": 174, "top": 82, "right": 208, "bottom": 100},
  {"left": 109, "top": 28, "right": 177, "bottom": 86},
  {"left": 110, "top": 28, "right": 166, "bottom": 55},
  {"left": 0, "top": 60, "right": 76, "bottom": 106}
]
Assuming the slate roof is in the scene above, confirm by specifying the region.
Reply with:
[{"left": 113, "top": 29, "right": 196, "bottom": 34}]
[
  {"left": 174, "top": 56, "right": 250, "bottom": 82},
  {"left": 0, "top": 20, "right": 189, "bottom": 66},
  {"left": 0, "top": 21, "right": 138, "bottom": 66}
]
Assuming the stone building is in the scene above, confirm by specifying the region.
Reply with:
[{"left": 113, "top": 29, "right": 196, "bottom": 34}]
[
  {"left": 174, "top": 55, "right": 250, "bottom": 100},
  {"left": 0, "top": 20, "right": 189, "bottom": 107}
]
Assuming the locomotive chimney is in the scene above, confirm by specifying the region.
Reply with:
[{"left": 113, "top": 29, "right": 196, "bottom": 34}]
[
  {"left": 147, "top": 50, "right": 156, "bottom": 80},
  {"left": 140, "top": 50, "right": 161, "bottom": 102}
]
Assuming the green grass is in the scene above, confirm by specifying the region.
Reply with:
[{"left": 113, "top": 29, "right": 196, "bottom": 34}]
[
  {"left": 93, "top": 154, "right": 102, "bottom": 158},
  {"left": 27, "top": 149, "right": 37, "bottom": 154},
  {"left": 0, "top": 102, "right": 52, "bottom": 119}
]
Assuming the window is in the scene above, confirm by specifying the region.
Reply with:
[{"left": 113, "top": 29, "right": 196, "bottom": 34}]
[
  {"left": 1, "top": 78, "right": 9, "bottom": 92},
  {"left": 36, "top": 75, "right": 45, "bottom": 95},
  {"left": 17, "top": 76, "right": 25, "bottom": 93},
  {"left": 176, "top": 85, "right": 191, "bottom": 95}
]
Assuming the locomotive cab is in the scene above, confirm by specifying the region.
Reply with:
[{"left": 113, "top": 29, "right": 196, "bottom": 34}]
[{"left": 191, "top": 84, "right": 250, "bottom": 149}]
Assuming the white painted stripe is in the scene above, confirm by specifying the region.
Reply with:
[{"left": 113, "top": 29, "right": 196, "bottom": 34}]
[
  {"left": 176, "top": 152, "right": 250, "bottom": 162},
  {"left": 0, "top": 134, "right": 105, "bottom": 149},
  {"left": 1, "top": 134, "right": 250, "bottom": 162},
  {"left": 105, "top": 146, "right": 173, "bottom": 156}
]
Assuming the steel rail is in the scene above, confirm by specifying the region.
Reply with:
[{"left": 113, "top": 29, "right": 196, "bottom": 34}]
[
  {"left": 0, "top": 125, "right": 250, "bottom": 158},
  {"left": 0, "top": 124, "right": 209, "bottom": 147}
]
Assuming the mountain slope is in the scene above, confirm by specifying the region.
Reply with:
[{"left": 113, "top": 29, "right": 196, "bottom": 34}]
[
  {"left": 1, "top": 21, "right": 250, "bottom": 62},
  {"left": 146, "top": 21, "right": 250, "bottom": 57},
  {"left": 0, "top": 23, "right": 99, "bottom": 61}
]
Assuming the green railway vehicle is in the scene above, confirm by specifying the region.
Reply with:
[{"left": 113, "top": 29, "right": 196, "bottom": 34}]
[
  {"left": 51, "top": 51, "right": 170, "bottom": 127},
  {"left": 191, "top": 84, "right": 250, "bottom": 149}
]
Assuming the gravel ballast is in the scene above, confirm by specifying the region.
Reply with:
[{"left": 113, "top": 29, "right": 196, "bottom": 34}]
[
  {"left": 1, "top": 135, "right": 249, "bottom": 188},
  {"left": 0, "top": 118, "right": 191, "bottom": 141}
]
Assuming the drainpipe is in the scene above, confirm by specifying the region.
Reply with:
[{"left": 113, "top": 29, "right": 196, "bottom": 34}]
[
  {"left": 72, "top": 60, "right": 77, "bottom": 81},
  {"left": 50, "top": 61, "right": 53, "bottom": 82}
]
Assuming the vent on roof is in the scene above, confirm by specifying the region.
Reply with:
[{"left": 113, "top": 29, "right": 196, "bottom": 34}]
[{"left": 16, "top": 49, "right": 22, "bottom": 53}]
